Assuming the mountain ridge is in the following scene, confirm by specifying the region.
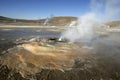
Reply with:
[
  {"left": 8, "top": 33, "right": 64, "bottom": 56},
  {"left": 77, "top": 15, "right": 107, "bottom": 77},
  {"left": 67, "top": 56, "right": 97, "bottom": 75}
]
[{"left": 0, "top": 16, "right": 120, "bottom": 27}]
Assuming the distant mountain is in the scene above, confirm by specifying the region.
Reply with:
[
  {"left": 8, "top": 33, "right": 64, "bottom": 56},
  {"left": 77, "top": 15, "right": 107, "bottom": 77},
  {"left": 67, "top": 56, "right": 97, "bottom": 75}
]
[
  {"left": 0, "top": 16, "right": 8, "bottom": 18},
  {"left": 0, "top": 16, "right": 12, "bottom": 20},
  {"left": 0, "top": 16, "right": 120, "bottom": 27},
  {"left": 45, "top": 16, "right": 77, "bottom": 26},
  {"left": 0, "top": 16, "right": 43, "bottom": 26},
  {"left": 107, "top": 21, "right": 120, "bottom": 27},
  {"left": 0, "top": 16, "right": 78, "bottom": 26},
  {"left": 0, "top": 16, "right": 35, "bottom": 22}
]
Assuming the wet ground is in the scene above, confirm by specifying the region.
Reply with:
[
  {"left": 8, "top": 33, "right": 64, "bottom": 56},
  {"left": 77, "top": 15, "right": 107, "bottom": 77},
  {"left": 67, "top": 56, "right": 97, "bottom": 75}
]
[
  {"left": 0, "top": 27, "right": 120, "bottom": 80},
  {"left": 0, "top": 28, "right": 61, "bottom": 53}
]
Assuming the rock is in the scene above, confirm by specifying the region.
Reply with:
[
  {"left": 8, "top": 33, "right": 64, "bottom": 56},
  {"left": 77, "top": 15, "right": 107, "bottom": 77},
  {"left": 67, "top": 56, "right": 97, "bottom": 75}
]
[{"left": 0, "top": 40, "right": 120, "bottom": 80}]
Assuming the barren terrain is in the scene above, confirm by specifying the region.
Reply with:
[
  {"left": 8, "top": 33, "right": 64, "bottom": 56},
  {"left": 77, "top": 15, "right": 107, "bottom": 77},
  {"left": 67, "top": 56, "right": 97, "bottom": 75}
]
[{"left": 0, "top": 26, "right": 120, "bottom": 80}]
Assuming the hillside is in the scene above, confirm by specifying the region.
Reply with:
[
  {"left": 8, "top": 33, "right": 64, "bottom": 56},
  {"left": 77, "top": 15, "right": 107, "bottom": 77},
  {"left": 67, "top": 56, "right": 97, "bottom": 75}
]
[
  {"left": 47, "top": 16, "right": 77, "bottom": 26},
  {"left": 0, "top": 16, "right": 77, "bottom": 26},
  {"left": 0, "top": 16, "right": 120, "bottom": 27},
  {"left": 0, "top": 16, "right": 41, "bottom": 25},
  {"left": 107, "top": 21, "right": 120, "bottom": 27}
]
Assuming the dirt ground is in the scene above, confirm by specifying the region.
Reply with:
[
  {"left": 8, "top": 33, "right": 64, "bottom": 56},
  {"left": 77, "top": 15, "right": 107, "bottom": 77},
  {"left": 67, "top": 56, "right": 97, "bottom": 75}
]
[{"left": 0, "top": 27, "right": 120, "bottom": 80}]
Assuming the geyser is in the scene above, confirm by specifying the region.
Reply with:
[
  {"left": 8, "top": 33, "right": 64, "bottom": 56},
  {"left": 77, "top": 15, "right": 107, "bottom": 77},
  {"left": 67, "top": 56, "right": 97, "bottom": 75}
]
[
  {"left": 61, "top": 13, "right": 100, "bottom": 43},
  {"left": 60, "top": 0, "right": 120, "bottom": 43}
]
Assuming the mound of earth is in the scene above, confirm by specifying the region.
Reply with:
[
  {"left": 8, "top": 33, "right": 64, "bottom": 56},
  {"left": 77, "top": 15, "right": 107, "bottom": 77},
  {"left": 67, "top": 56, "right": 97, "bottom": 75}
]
[{"left": 0, "top": 38, "right": 120, "bottom": 80}]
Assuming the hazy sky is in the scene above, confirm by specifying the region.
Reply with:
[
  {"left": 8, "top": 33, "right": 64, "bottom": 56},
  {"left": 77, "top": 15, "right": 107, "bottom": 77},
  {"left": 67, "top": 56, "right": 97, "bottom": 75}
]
[{"left": 0, "top": 0, "right": 91, "bottom": 19}]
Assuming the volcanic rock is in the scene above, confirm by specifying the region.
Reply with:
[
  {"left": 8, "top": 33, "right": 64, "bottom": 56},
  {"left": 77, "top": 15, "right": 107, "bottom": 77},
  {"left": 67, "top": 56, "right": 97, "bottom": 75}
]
[{"left": 0, "top": 39, "right": 120, "bottom": 80}]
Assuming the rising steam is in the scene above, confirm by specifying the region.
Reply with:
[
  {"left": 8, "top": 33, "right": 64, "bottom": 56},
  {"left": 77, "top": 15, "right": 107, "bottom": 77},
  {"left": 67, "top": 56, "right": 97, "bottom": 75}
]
[{"left": 61, "top": 0, "right": 120, "bottom": 43}]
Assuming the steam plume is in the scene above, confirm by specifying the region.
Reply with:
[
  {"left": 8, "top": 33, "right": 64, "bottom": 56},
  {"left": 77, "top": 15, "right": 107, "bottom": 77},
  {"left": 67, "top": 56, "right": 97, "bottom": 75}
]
[{"left": 61, "top": 0, "right": 120, "bottom": 42}]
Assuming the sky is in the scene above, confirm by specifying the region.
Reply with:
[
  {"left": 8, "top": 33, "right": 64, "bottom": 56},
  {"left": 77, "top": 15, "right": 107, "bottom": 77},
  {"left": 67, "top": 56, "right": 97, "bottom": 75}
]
[{"left": 0, "top": 0, "right": 91, "bottom": 19}]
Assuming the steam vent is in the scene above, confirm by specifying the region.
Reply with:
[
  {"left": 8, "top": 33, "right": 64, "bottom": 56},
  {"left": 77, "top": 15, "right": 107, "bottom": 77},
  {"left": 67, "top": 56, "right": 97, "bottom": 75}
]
[{"left": 0, "top": 38, "right": 84, "bottom": 80}]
